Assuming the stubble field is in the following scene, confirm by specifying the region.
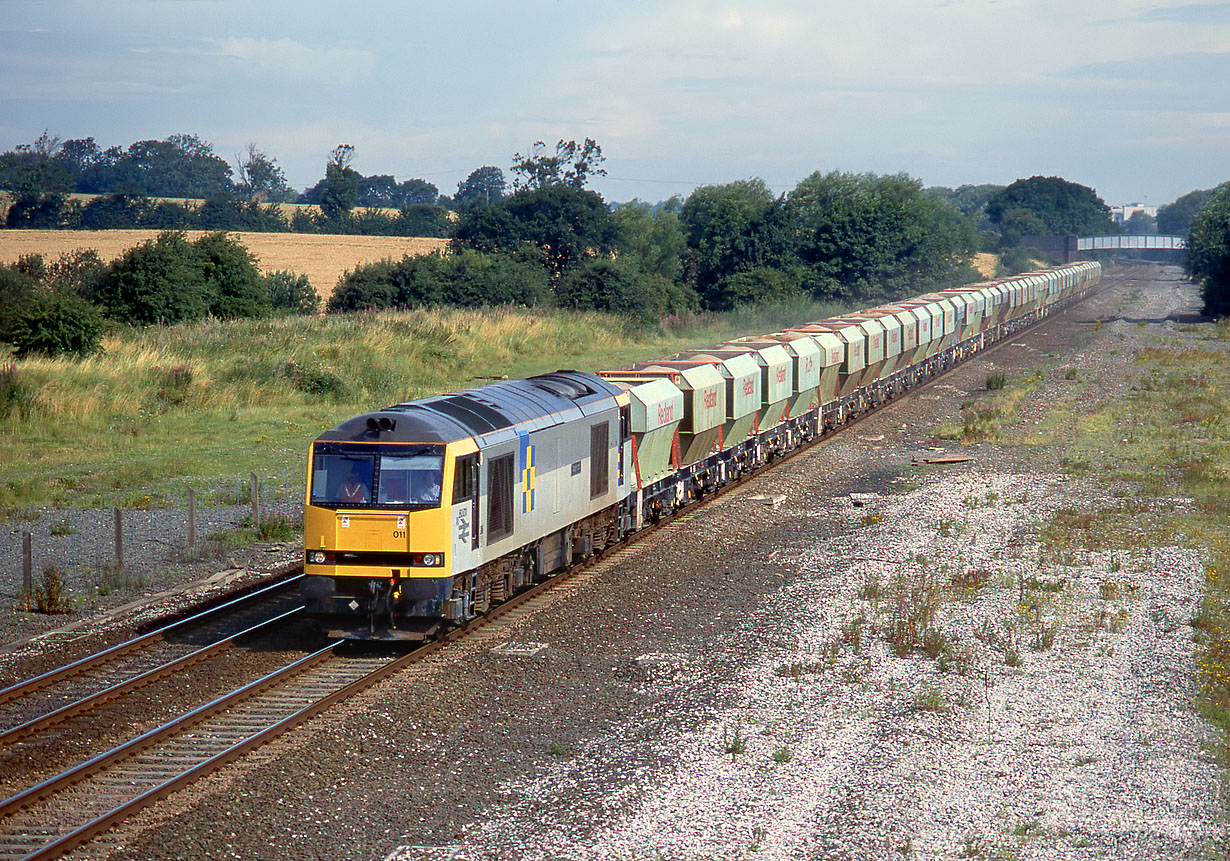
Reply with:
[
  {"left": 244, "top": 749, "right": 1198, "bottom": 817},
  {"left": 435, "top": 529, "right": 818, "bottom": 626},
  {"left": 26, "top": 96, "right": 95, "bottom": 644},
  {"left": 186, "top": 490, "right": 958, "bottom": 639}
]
[{"left": 0, "top": 229, "right": 449, "bottom": 300}]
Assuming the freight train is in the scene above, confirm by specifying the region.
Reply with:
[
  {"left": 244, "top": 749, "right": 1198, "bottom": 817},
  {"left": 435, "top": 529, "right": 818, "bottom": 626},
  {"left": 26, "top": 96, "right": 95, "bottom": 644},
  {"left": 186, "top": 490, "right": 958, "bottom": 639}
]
[{"left": 302, "top": 261, "right": 1102, "bottom": 639}]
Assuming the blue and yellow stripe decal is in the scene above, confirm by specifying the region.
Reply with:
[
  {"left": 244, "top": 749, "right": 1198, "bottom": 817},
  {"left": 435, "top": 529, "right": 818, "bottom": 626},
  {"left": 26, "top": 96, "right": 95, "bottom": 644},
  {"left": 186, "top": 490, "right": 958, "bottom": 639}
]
[{"left": 519, "top": 431, "right": 535, "bottom": 513}]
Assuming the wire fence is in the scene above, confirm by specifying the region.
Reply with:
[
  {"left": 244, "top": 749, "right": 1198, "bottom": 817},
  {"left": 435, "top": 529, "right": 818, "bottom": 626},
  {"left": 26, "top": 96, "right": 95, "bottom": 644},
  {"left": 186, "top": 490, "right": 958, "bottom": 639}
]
[{"left": 5, "top": 474, "right": 305, "bottom": 599}]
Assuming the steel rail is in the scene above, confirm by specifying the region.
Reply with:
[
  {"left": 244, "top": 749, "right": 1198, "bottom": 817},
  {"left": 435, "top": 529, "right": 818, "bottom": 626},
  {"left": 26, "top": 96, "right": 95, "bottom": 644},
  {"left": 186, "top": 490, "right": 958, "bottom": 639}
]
[
  {"left": 0, "top": 606, "right": 304, "bottom": 748},
  {"left": 0, "top": 642, "right": 345, "bottom": 860},
  {"left": 0, "top": 573, "right": 303, "bottom": 709}
]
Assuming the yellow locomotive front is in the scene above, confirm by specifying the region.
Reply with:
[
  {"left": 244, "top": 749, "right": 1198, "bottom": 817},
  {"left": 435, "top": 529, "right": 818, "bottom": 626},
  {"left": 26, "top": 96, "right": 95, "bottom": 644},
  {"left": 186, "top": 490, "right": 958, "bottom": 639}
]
[{"left": 302, "top": 437, "right": 460, "bottom": 639}]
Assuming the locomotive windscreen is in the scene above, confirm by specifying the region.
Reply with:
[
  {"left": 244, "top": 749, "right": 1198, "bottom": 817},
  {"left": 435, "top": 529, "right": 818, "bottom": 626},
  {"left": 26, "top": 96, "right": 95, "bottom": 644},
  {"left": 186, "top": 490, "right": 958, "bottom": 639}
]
[{"left": 311, "top": 442, "right": 444, "bottom": 509}]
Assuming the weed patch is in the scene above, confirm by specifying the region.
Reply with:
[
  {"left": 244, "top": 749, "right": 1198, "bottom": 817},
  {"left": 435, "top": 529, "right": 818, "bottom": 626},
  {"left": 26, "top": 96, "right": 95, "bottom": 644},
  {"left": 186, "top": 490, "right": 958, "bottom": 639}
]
[{"left": 16, "top": 564, "right": 73, "bottom": 614}]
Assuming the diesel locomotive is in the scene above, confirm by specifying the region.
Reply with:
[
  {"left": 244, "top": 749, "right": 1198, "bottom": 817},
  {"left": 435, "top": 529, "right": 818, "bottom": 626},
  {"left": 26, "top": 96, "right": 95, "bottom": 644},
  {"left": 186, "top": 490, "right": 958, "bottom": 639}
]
[{"left": 302, "top": 261, "right": 1102, "bottom": 639}]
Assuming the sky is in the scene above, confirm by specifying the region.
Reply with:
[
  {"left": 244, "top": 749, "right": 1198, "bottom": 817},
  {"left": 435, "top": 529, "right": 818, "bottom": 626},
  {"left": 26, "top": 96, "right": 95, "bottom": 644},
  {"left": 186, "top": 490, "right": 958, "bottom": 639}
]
[{"left": 2, "top": 0, "right": 1229, "bottom": 208}]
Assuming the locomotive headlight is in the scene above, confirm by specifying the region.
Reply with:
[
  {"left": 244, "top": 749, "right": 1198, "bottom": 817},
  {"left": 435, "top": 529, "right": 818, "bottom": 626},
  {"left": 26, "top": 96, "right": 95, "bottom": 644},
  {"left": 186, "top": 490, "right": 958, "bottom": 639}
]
[
  {"left": 421, "top": 553, "right": 438, "bottom": 566},
  {"left": 309, "top": 551, "right": 327, "bottom": 564}
]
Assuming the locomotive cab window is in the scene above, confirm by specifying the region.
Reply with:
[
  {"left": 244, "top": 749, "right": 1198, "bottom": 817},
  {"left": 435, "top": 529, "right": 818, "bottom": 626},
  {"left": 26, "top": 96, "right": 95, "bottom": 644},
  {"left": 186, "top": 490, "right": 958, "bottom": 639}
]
[
  {"left": 312, "top": 454, "right": 375, "bottom": 506},
  {"left": 309, "top": 442, "right": 443, "bottom": 509},
  {"left": 452, "top": 454, "right": 478, "bottom": 503},
  {"left": 377, "top": 454, "right": 443, "bottom": 506}
]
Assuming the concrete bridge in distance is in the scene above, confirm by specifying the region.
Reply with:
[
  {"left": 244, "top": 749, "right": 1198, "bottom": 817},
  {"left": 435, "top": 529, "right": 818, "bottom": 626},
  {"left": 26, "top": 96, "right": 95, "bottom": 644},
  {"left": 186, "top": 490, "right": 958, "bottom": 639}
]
[{"left": 1022, "top": 234, "right": 1186, "bottom": 263}]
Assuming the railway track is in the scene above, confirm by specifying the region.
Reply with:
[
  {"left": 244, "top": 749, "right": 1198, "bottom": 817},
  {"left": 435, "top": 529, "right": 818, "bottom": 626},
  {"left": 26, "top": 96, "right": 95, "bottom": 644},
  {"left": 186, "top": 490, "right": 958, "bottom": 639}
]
[
  {"left": 0, "top": 575, "right": 305, "bottom": 749},
  {"left": 0, "top": 264, "right": 1135, "bottom": 859}
]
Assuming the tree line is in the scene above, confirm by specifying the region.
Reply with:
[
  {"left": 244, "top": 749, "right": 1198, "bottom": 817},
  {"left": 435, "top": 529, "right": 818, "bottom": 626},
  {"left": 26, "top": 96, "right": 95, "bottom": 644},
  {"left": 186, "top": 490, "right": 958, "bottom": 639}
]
[
  {"left": 0, "top": 133, "right": 499, "bottom": 236},
  {"left": 10, "top": 129, "right": 1225, "bottom": 362}
]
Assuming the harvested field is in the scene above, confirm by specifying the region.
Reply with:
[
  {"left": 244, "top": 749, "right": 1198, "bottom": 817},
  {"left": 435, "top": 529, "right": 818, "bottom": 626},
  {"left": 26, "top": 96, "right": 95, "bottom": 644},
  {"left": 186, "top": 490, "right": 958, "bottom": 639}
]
[{"left": 0, "top": 229, "right": 448, "bottom": 299}]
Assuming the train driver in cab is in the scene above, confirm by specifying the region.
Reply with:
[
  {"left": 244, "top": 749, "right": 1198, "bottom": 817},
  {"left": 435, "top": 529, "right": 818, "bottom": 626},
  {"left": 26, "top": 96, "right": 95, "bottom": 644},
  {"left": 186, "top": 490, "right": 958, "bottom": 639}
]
[
  {"left": 413, "top": 471, "right": 441, "bottom": 504},
  {"left": 341, "top": 465, "right": 370, "bottom": 503}
]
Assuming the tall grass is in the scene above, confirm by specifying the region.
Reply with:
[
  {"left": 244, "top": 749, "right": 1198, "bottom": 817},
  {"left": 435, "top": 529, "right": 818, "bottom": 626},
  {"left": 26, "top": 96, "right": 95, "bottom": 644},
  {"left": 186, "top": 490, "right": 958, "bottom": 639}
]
[{"left": 0, "top": 301, "right": 850, "bottom": 512}]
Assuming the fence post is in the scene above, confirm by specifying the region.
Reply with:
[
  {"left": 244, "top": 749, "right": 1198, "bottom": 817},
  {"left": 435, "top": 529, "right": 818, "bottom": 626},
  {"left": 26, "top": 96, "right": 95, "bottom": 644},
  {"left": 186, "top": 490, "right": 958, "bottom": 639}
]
[
  {"left": 188, "top": 488, "right": 197, "bottom": 550},
  {"left": 22, "top": 532, "right": 32, "bottom": 593},
  {"left": 251, "top": 473, "right": 260, "bottom": 531},
  {"left": 114, "top": 507, "right": 124, "bottom": 572}
]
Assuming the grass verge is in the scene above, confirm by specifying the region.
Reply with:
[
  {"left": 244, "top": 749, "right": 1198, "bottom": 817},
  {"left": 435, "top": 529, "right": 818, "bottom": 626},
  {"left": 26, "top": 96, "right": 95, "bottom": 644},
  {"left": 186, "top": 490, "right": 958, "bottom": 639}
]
[{"left": 0, "top": 301, "right": 852, "bottom": 514}]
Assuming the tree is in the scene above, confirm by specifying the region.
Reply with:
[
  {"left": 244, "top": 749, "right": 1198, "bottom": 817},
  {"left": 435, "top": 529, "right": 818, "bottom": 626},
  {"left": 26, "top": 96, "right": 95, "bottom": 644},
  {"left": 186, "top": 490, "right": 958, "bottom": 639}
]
[
  {"left": 511, "top": 139, "right": 606, "bottom": 191},
  {"left": 234, "top": 144, "right": 294, "bottom": 203},
  {"left": 1124, "top": 210, "right": 1157, "bottom": 236},
  {"left": 319, "top": 145, "right": 360, "bottom": 220},
  {"left": 1186, "top": 182, "right": 1230, "bottom": 317},
  {"left": 785, "top": 171, "right": 977, "bottom": 302},
  {"left": 452, "top": 183, "right": 618, "bottom": 281},
  {"left": 1158, "top": 188, "right": 1216, "bottom": 235},
  {"left": 679, "top": 179, "right": 789, "bottom": 301},
  {"left": 986, "top": 176, "right": 1116, "bottom": 236},
  {"left": 399, "top": 178, "right": 439, "bottom": 206},
  {"left": 997, "top": 207, "right": 1050, "bottom": 248},
  {"left": 948, "top": 184, "right": 1005, "bottom": 219},
  {"left": 0, "top": 136, "right": 74, "bottom": 196},
  {"left": 612, "top": 199, "right": 688, "bottom": 282},
  {"left": 455, "top": 166, "right": 507, "bottom": 208},
  {"left": 55, "top": 137, "right": 102, "bottom": 177},
  {"left": 356, "top": 174, "right": 401, "bottom": 207},
  {"left": 88, "top": 134, "right": 235, "bottom": 198}
]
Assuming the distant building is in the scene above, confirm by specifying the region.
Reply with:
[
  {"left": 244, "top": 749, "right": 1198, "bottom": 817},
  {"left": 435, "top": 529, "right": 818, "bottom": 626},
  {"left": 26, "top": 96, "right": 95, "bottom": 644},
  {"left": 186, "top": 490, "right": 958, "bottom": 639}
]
[{"left": 1110, "top": 203, "right": 1157, "bottom": 226}]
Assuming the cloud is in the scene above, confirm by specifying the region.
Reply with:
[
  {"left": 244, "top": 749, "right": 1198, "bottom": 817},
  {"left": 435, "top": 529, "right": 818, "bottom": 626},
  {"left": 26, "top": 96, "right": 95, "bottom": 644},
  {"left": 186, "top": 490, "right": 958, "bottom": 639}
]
[
  {"left": 1059, "top": 50, "right": 1230, "bottom": 87},
  {"left": 1137, "top": 2, "right": 1230, "bottom": 24},
  {"left": 214, "top": 37, "right": 376, "bottom": 86}
]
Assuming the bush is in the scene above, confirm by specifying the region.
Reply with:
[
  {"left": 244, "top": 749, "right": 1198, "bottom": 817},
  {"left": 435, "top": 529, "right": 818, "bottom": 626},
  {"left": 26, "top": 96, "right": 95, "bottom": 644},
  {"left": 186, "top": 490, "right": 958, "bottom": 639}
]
[
  {"left": 92, "top": 230, "right": 272, "bottom": 324},
  {"left": 194, "top": 231, "right": 271, "bottom": 319},
  {"left": 554, "top": 258, "right": 656, "bottom": 318},
  {"left": 709, "top": 266, "right": 806, "bottom": 311},
  {"left": 149, "top": 364, "right": 194, "bottom": 410},
  {"left": 327, "top": 249, "right": 549, "bottom": 313},
  {"left": 197, "top": 194, "right": 287, "bottom": 231},
  {"left": 275, "top": 360, "right": 346, "bottom": 398},
  {"left": 93, "top": 231, "right": 210, "bottom": 324},
  {"left": 79, "top": 193, "right": 152, "bottom": 229},
  {"left": 8, "top": 290, "right": 103, "bottom": 357},
  {"left": 5, "top": 192, "right": 75, "bottom": 228},
  {"left": 328, "top": 258, "right": 414, "bottom": 311},
  {"left": 266, "top": 270, "right": 320, "bottom": 315},
  {"left": 0, "top": 262, "right": 38, "bottom": 345},
  {"left": 396, "top": 204, "right": 452, "bottom": 237},
  {"left": 16, "top": 565, "right": 73, "bottom": 615},
  {"left": 996, "top": 245, "right": 1036, "bottom": 276},
  {"left": 446, "top": 248, "right": 550, "bottom": 307}
]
